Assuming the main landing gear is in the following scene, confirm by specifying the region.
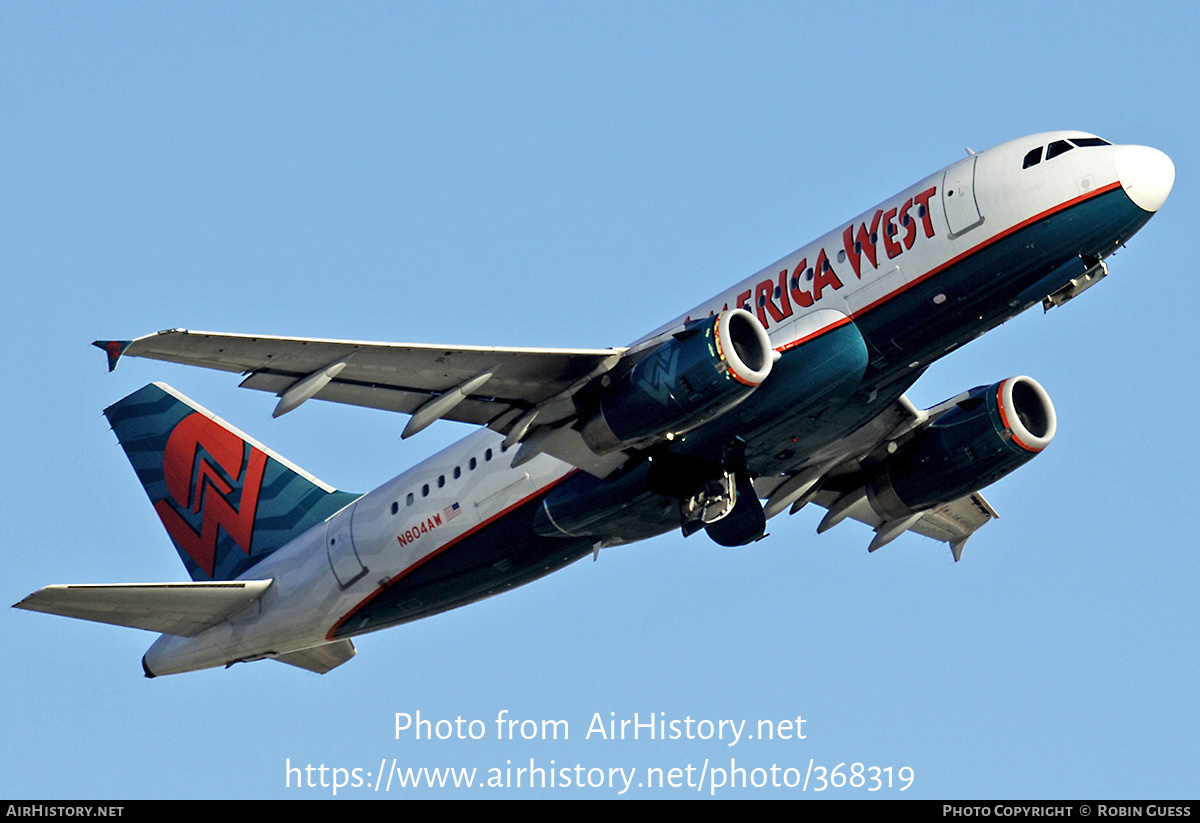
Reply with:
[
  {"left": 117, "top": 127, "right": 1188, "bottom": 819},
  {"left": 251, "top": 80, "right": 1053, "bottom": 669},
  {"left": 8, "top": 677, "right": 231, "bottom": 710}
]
[{"left": 675, "top": 468, "right": 766, "bottom": 548}]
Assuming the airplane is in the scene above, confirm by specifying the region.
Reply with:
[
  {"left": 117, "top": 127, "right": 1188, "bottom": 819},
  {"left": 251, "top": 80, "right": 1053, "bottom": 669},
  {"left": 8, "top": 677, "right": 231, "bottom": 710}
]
[{"left": 15, "top": 131, "right": 1174, "bottom": 677}]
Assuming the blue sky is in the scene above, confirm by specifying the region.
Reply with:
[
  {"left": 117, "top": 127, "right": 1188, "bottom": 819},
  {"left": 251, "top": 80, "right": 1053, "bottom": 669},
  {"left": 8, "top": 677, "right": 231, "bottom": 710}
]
[{"left": 3, "top": 2, "right": 1197, "bottom": 798}]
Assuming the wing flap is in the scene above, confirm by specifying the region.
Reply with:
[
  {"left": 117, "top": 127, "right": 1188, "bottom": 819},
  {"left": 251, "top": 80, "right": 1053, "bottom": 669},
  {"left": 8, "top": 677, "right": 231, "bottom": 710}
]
[
  {"left": 808, "top": 489, "right": 996, "bottom": 559},
  {"left": 13, "top": 580, "right": 272, "bottom": 636},
  {"left": 908, "top": 493, "right": 997, "bottom": 545},
  {"left": 273, "top": 640, "right": 356, "bottom": 674}
]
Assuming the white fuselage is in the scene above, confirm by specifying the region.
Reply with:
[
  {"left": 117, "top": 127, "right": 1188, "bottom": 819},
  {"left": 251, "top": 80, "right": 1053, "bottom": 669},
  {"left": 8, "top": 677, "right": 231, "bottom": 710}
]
[{"left": 144, "top": 132, "right": 1173, "bottom": 675}]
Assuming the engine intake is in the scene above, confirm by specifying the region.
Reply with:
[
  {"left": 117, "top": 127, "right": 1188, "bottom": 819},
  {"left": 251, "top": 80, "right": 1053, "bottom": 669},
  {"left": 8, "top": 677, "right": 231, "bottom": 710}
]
[
  {"left": 581, "top": 309, "right": 773, "bottom": 455},
  {"left": 867, "top": 376, "right": 1057, "bottom": 519}
]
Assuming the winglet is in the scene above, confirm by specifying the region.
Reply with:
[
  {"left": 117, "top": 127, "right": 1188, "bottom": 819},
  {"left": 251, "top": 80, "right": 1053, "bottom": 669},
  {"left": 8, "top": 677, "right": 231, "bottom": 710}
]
[{"left": 93, "top": 340, "right": 132, "bottom": 372}]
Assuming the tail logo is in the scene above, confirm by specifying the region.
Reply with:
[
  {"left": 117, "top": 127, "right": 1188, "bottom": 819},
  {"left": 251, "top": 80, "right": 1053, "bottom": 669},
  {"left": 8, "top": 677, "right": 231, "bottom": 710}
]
[{"left": 152, "top": 412, "right": 268, "bottom": 578}]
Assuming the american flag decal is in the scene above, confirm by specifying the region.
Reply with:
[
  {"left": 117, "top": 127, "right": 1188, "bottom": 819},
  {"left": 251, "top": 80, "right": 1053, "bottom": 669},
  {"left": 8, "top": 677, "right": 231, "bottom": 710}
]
[{"left": 443, "top": 502, "right": 461, "bottom": 521}]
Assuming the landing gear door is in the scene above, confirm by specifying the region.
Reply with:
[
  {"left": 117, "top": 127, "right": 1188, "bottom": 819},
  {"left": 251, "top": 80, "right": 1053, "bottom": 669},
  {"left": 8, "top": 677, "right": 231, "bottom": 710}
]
[
  {"left": 942, "top": 155, "right": 983, "bottom": 237},
  {"left": 326, "top": 502, "right": 367, "bottom": 588}
]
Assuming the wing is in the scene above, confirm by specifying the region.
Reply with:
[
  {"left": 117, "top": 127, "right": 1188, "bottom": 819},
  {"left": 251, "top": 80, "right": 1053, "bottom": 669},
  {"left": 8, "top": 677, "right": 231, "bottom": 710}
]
[
  {"left": 755, "top": 391, "right": 998, "bottom": 560},
  {"left": 98, "top": 329, "right": 624, "bottom": 431},
  {"left": 97, "top": 311, "right": 784, "bottom": 482}
]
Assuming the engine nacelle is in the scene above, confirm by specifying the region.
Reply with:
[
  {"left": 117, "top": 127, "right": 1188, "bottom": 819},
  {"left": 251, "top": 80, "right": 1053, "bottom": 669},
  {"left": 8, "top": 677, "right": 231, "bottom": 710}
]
[
  {"left": 581, "top": 309, "right": 773, "bottom": 455},
  {"left": 867, "top": 376, "right": 1057, "bottom": 519}
]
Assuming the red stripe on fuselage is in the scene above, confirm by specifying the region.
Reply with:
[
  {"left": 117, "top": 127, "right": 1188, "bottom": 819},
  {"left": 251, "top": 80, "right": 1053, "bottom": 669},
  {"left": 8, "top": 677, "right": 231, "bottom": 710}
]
[
  {"left": 326, "top": 469, "right": 579, "bottom": 640},
  {"left": 776, "top": 314, "right": 855, "bottom": 354},
  {"left": 774, "top": 181, "right": 1123, "bottom": 352},
  {"left": 329, "top": 182, "right": 1123, "bottom": 638},
  {"left": 841, "top": 181, "right": 1124, "bottom": 322}
]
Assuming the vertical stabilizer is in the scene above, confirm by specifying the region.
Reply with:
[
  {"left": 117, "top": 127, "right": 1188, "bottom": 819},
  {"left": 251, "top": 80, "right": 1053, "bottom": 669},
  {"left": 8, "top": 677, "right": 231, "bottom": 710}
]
[{"left": 105, "top": 383, "right": 360, "bottom": 581}]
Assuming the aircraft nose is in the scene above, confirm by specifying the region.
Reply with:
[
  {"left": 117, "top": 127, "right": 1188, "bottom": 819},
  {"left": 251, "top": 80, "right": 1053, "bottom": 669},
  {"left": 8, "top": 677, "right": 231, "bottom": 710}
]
[{"left": 1115, "top": 145, "right": 1175, "bottom": 213}]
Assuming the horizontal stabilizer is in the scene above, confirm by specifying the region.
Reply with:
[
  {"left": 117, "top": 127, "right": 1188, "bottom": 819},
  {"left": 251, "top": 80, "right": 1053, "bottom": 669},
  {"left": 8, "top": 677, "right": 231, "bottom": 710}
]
[
  {"left": 274, "top": 640, "right": 357, "bottom": 674},
  {"left": 13, "top": 580, "right": 272, "bottom": 636}
]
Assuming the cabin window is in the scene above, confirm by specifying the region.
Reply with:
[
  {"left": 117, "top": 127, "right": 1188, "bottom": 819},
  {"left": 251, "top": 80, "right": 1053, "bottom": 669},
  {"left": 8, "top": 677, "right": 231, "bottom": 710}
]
[
  {"left": 407, "top": 493, "right": 414, "bottom": 505},
  {"left": 437, "top": 475, "right": 445, "bottom": 488},
  {"left": 391, "top": 501, "right": 399, "bottom": 515},
  {"left": 1046, "top": 140, "right": 1074, "bottom": 160},
  {"left": 421, "top": 484, "right": 429, "bottom": 497},
  {"left": 1023, "top": 147, "right": 1042, "bottom": 169},
  {"left": 469, "top": 457, "right": 477, "bottom": 470},
  {"left": 485, "top": 448, "right": 493, "bottom": 461},
  {"left": 454, "top": 466, "right": 461, "bottom": 479}
]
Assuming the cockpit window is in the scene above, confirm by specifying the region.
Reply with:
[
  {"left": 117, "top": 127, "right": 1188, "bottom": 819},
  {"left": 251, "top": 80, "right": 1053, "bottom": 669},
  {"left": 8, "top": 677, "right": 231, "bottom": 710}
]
[
  {"left": 1023, "top": 137, "right": 1111, "bottom": 170},
  {"left": 1045, "top": 140, "right": 1074, "bottom": 160}
]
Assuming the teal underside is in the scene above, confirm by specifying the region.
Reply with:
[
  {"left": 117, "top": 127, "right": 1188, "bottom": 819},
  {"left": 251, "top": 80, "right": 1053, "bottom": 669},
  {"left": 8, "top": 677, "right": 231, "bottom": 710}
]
[
  {"left": 852, "top": 184, "right": 1151, "bottom": 379},
  {"left": 337, "top": 186, "right": 1152, "bottom": 637}
]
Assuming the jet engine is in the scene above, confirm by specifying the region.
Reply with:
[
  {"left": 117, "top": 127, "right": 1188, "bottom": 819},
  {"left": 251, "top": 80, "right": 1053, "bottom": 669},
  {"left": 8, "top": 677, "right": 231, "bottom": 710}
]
[
  {"left": 581, "top": 309, "right": 774, "bottom": 455},
  {"left": 867, "top": 376, "right": 1057, "bottom": 520}
]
